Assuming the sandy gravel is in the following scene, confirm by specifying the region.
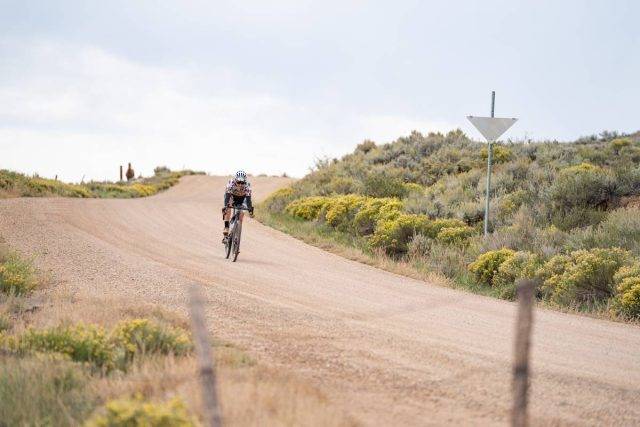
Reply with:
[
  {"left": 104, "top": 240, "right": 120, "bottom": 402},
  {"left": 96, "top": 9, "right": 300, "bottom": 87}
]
[{"left": 1, "top": 175, "right": 638, "bottom": 426}]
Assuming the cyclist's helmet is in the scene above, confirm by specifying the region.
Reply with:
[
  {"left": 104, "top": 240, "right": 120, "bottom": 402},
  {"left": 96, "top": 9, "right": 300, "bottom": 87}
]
[{"left": 235, "top": 170, "right": 247, "bottom": 183}]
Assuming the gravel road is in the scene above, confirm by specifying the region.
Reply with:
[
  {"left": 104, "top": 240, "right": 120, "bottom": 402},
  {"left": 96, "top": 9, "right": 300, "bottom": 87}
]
[{"left": 1, "top": 175, "right": 638, "bottom": 426}]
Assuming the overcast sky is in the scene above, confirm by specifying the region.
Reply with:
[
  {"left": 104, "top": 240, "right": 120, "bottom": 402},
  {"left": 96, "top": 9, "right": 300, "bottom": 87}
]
[{"left": 1, "top": 0, "right": 638, "bottom": 181}]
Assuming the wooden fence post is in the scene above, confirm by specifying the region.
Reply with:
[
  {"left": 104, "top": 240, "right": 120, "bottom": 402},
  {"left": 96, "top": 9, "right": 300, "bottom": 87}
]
[
  {"left": 512, "top": 279, "right": 536, "bottom": 427},
  {"left": 188, "top": 283, "right": 222, "bottom": 427}
]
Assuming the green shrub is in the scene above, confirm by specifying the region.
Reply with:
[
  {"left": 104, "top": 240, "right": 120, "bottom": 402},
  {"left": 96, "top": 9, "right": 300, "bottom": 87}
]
[
  {"left": 0, "top": 252, "right": 37, "bottom": 295},
  {"left": 111, "top": 318, "right": 192, "bottom": 363},
  {"left": 285, "top": 196, "right": 330, "bottom": 220},
  {"left": 548, "top": 163, "right": 616, "bottom": 230},
  {"left": 0, "top": 355, "right": 97, "bottom": 425},
  {"left": 370, "top": 214, "right": 431, "bottom": 254},
  {"left": 565, "top": 207, "right": 640, "bottom": 256},
  {"left": 539, "top": 248, "right": 630, "bottom": 305},
  {"left": 468, "top": 249, "right": 516, "bottom": 286},
  {"left": 86, "top": 395, "right": 195, "bottom": 427},
  {"left": 353, "top": 197, "right": 403, "bottom": 235},
  {"left": 327, "top": 176, "right": 359, "bottom": 194},
  {"left": 403, "top": 182, "right": 424, "bottom": 195},
  {"left": 435, "top": 226, "right": 475, "bottom": 245},
  {"left": 363, "top": 172, "right": 408, "bottom": 198}
]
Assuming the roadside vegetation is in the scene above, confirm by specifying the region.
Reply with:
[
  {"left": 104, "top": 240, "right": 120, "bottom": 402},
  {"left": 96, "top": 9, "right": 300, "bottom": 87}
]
[
  {"left": 0, "top": 166, "right": 204, "bottom": 199},
  {"left": 0, "top": 244, "right": 353, "bottom": 426},
  {"left": 259, "top": 130, "right": 640, "bottom": 320}
]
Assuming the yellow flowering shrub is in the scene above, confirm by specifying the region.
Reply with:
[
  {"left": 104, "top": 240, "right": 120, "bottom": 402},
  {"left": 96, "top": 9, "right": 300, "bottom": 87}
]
[
  {"left": 435, "top": 226, "right": 475, "bottom": 245},
  {"left": 353, "top": 197, "right": 403, "bottom": 235},
  {"left": 616, "top": 278, "right": 640, "bottom": 317},
  {"left": 423, "top": 218, "right": 467, "bottom": 239},
  {"left": 285, "top": 196, "right": 330, "bottom": 220},
  {"left": 1, "top": 319, "right": 192, "bottom": 372},
  {"left": 321, "top": 195, "right": 368, "bottom": 229},
  {"left": 369, "top": 214, "right": 431, "bottom": 254},
  {"left": 263, "top": 187, "right": 296, "bottom": 212},
  {"left": 539, "top": 248, "right": 629, "bottom": 305},
  {"left": 468, "top": 249, "right": 517, "bottom": 286},
  {"left": 492, "top": 251, "right": 544, "bottom": 299},
  {"left": 611, "top": 261, "right": 640, "bottom": 318},
  {"left": 86, "top": 395, "right": 195, "bottom": 427},
  {"left": 111, "top": 319, "right": 192, "bottom": 363},
  {"left": 17, "top": 324, "right": 116, "bottom": 371},
  {"left": 0, "top": 253, "right": 37, "bottom": 295}
]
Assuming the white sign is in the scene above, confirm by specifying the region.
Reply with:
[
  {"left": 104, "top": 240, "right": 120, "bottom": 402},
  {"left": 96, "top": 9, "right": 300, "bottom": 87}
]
[{"left": 467, "top": 116, "right": 518, "bottom": 142}]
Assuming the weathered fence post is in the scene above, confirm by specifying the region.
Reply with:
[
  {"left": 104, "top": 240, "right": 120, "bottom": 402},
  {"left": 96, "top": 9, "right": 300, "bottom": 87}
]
[
  {"left": 120, "top": 165, "right": 123, "bottom": 181},
  {"left": 188, "top": 283, "right": 222, "bottom": 427},
  {"left": 512, "top": 279, "right": 536, "bottom": 427}
]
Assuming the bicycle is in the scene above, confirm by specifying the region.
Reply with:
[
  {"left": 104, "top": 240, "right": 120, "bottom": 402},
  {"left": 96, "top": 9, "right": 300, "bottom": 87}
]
[{"left": 222, "top": 206, "right": 251, "bottom": 262}]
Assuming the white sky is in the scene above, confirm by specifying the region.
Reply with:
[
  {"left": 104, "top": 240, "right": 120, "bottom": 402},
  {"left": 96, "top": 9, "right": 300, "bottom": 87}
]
[{"left": 1, "top": 0, "right": 638, "bottom": 181}]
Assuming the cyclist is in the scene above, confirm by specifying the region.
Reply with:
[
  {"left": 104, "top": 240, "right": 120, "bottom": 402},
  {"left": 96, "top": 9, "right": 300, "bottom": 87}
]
[{"left": 222, "top": 170, "right": 254, "bottom": 238}]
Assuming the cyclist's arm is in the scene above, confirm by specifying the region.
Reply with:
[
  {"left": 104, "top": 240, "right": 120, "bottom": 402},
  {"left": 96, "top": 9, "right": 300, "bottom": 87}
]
[
  {"left": 245, "top": 195, "right": 253, "bottom": 211},
  {"left": 224, "top": 192, "right": 232, "bottom": 207}
]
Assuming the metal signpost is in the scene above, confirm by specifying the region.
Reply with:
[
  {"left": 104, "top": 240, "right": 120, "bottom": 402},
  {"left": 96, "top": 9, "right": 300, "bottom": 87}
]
[{"left": 467, "top": 92, "right": 518, "bottom": 236}]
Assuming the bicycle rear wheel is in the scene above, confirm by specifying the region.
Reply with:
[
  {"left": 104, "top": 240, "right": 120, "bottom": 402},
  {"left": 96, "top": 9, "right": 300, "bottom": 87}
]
[{"left": 232, "top": 221, "right": 242, "bottom": 262}]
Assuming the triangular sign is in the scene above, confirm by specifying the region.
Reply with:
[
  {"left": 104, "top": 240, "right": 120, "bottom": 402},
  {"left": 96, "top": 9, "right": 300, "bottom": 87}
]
[{"left": 467, "top": 116, "right": 518, "bottom": 142}]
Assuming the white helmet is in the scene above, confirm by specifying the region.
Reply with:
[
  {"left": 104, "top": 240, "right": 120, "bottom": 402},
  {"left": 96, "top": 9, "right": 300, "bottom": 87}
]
[{"left": 235, "top": 170, "right": 247, "bottom": 182}]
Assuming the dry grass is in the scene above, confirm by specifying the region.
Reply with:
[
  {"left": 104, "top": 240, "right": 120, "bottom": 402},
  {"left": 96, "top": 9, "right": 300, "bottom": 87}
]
[{"left": 1, "top": 274, "right": 356, "bottom": 425}]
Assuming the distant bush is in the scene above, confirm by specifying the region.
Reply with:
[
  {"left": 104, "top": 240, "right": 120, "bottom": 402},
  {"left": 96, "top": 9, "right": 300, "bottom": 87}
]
[
  {"left": 86, "top": 395, "right": 194, "bottom": 427},
  {"left": 370, "top": 214, "right": 431, "bottom": 254},
  {"left": 468, "top": 249, "right": 516, "bottom": 286},
  {"left": 0, "top": 252, "right": 37, "bottom": 296},
  {"left": 1, "top": 168, "right": 203, "bottom": 199},
  {"left": 539, "top": 248, "right": 630, "bottom": 305}
]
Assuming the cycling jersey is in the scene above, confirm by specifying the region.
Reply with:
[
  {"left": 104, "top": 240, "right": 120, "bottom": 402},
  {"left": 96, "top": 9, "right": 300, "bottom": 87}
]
[
  {"left": 224, "top": 179, "right": 253, "bottom": 210},
  {"left": 225, "top": 179, "right": 252, "bottom": 197}
]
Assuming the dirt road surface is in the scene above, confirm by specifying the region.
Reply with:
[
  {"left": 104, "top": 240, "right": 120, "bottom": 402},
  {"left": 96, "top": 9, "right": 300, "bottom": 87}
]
[{"left": 1, "top": 176, "right": 638, "bottom": 426}]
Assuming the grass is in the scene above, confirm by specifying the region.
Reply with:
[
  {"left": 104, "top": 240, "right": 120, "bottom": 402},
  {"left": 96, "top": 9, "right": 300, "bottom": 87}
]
[
  {"left": 0, "top": 167, "right": 204, "bottom": 199},
  {"left": 0, "top": 355, "right": 98, "bottom": 425}
]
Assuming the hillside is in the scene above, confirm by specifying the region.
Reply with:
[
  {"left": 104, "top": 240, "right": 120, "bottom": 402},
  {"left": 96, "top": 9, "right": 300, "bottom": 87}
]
[{"left": 261, "top": 130, "right": 640, "bottom": 319}]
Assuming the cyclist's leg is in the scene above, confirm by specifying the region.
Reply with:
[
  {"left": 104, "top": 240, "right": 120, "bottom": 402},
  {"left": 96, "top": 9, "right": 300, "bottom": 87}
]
[{"left": 223, "top": 193, "right": 232, "bottom": 235}]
